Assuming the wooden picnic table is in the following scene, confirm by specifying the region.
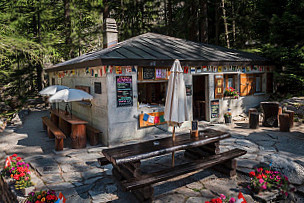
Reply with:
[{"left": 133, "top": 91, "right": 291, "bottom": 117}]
[
  {"left": 50, "top": 109, "right": 88, "bottom": 149},
  {"left": 101, "top": 129, "right": 246, "bottom": 203}
]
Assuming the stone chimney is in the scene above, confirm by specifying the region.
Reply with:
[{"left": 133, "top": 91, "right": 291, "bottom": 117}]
[{"left": 103, "top": 18, "right": 118, "bottom": 48}]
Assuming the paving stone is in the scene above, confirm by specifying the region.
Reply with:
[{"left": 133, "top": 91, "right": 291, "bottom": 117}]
[
  {"left": 41, "top": 174, "right": 64, "bottom": 184},
  {"left": 106, "top": 184, "right": 117, "bottom": 193},
  {"left": 54, "top": 156, "right": 82, "bottom": 164},
  {"left": 84, "top": 176, "right": 103, "bottom": 185},
  {"left": 186, "top": 182, "right": 204, "bottom": 191},
  {"left": 69, "top": 152, "right": 102, "bottom": 161},
  {"left": 82, "top": 168, "right": 104, "bottom": 180},
  {"left": 154, "top": 193, "right": 186, "bottom": 203},
  {"left": 75, "top": 184, "right": 95, "bottom": 194},
  {"left": 186, "top": 196, "right": 211, "bottom": 203},
  {"left": 87, "top": 147, "right": 107, "bottom": 153},
  {"left": 203, "top": 178, "right": 239, "bottom": 197},
  {"left": 237, "top": 166, "right": 253, "bottom": 174},
  {"left": 103, "top": 164, "right": 113, "bottom": 176},
  {"left": 62, "top": 172, "right": 83, "bottom": 182},
  {"left": 35, "top": 165, "right": 61, "bottom": 175},
  {"left": 237, "top": 159, "right": 260, "bottom": 169},
  {"left": 174, "top": 187, "right": 201, "bottom": 197},
  {"left": 61, "top": 163, "right": 89, "bottom": 173},
  {"left": 48, "top": 182, "right": 75, "bottom": 191},
  {"left": 235, "top": 139, "right": 258, "bottom": 148},
  {"left": 200, "top": 189, "right": 216, "bottom": 198},
  {"left": 30, "top": 157, "right": 57, "bottom": 168},
  {"left": 66, "top": 195, "right": 91, "bottom": 203}
]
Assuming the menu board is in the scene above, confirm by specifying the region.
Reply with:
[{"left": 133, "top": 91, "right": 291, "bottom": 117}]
[
  {"left": 211, "top": 100, "right": 219, "bottom": 118},
  {"left": 116, "top": 76, "right": 133, "bottom": 107},
  {"left": 143, "top": 68, "right": 155, "bottom": 80},
  {"left": 192, "top": 120, "right": 198, "bottom": 131},
  {"left": 186, "top": 85, "right": 192, "bottom": 96}
]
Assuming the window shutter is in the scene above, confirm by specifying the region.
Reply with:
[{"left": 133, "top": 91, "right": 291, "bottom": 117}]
[
  {"left": 240, "top": 74, "right": 248, "bottom": 96},
  {"left": 248, "top": 74, "right": 255, "bottom": 95},
  {"left": 214, "top": 74, "right": 224, "bottom": 99},
  {"left": 266, "top": 73, "right": 273, "bottom": 93}
]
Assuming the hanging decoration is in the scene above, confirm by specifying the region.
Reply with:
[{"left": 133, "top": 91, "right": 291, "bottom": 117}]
[
  {"left": 190, "top": 67, "right": 196, "bottom": 74},
  {"left": 202, "top": 66, "right": 207, "bottom": 71},
  {"left": 116, "top": 66, "right": 122, "bottom": 74},
  {"left": 184, "top": 66, "right": 189, "bottom": 74},
  {"left": 218, "top": 66, "right": 222, "bottom": 72},
  {"left": 126, "top": 66, "right": 132, "bottom": 73}
]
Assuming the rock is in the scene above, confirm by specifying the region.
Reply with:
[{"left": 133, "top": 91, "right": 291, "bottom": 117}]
[
  {"left": 265, "top": 154, "right": 304, "bottom": 185},
  {"left": 82, "top": 168, "right": 104, "bottom": 180},
  {"left": 103, "top": 164, "right": 113, "bottom": 176},
  {"left": 84, "top": 176, "right": 103, "bottom": 185},
  {"left": 106, "top": 184, "right": 117, "bottom": 193},
  {"left": 41, "top": 174, "right": 64, "bottom": 184},
  {"left": 48, "top": 182, "right": 75, "bottom": 191},
  {"left": 154, "top": 193, "right": 186, "bottom": 203},
  {"left": 237, "top": 159, "right": 260, "bottom": 169},
  {"left": 186, "top": 197, "right": 211, "bottom": 203}
]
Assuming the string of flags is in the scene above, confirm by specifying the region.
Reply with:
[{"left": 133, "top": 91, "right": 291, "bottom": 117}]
[
  {"left": 143, "top": 113, "right": 165, "bottom": 124},
  {"left": 55, "top": 66, "right": 137, "bottom": 78},
  {"left": 183, "top": 65, "right": 272, "bottom": 74}
]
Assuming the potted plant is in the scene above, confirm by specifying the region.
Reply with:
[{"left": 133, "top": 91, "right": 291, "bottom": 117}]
[
  {"left": 26, "top": 190, "right": 58, "bottom": 203},
  {"left": 224, "top": 87, "right": 239, "bottom": 99},
  {"left": 224, "top": 112, "right": 232, "bottom": 123}
]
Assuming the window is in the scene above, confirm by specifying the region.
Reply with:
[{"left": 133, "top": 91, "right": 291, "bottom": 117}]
[
  {"left": 94, "top": 82, "right": 102, "bottom": 94},
  {"left": 240, "top": 73, "right": 264, "bottom": 96},
  {"left": 224, "top": 74, "right": 236, "bottom": 89},
  {"left": 138, "top": 82, "right": 167, "bottom": 105},
  {"left": 255, "top": 74, "right": 262, "bottom": 92}
]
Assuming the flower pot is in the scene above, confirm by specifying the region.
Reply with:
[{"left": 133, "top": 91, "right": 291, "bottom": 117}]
[
  {"left": 224, "top": 116, "right": 232, "bottom": 123},
  {"left": 21, "top": 186, "right": 35, "bottom": 196}
]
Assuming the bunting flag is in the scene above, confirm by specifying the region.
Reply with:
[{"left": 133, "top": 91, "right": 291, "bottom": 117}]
[
  {"left": 148, "top": 115, "right": 155, "bottom": 123},
  {"left": 109, "top": 66, "right": 113, "bottom": 73},
  {"left": 4, "top": 156, "right": 11, "bottom": 169},
  {"left": 246, "top": 66, "right": 251, "bottom": 72},
  {"left": 154, "top": 116, "right": 160, "bottom": 124},
  {"left": 223, "top": 66, "right": 227, "bottom": 71},
  {"left": 196, "top": 67, "right": 202, "bottom": 73},
  {"left": 132, "top": 66, "right": 137, "bottom": 72},
  {"left": 85, "top": 67, "right": 89, "bottom": 74},
  {"left": 213, "top": 66, "right": 218, "bottom": 72},
  {"left": 184, "top": 66, "right": 189, "bottom": 74},
  {"left": 126, "top": 66, "right": 132, "bottom": 73},
  {"left": 190, "top": 67, "right": 196, "bottom": 74},
  {"left": 99, "top": 69, "right": 103, "bottom": 77},
  {"left": 159, "top": 115, "right": 165, "bottom": 123},
  {"left": 208, "top": 66, "right": 212, "bottom": 72},
  {"left": 242, "top": 67, "right": 246, "bottom": 73},
  {"left": 143, "top": 114, "right": 149, "bottom": 121},
  {"left": 91, "top": 69, "right": 94, "bottom": 76},
  {"left": 202, "top": 66, "right": 207, "bottom": 71},
  {"left": 218, "top": 66, "right": 223, "bottom": 72},
  {"left": 116, "top": 66, "right": 122, "bottom": 74}
]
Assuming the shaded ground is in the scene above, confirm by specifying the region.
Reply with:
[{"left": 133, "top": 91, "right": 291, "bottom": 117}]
[{"left": 0, "top": 108, "right": 304, "bottom": 202}]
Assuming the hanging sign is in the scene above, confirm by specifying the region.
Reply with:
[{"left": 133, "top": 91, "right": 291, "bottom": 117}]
[
  {"left": 116, "top": 76, "right": 133, "bottom": 107},
  {"left": 156, "top": 68, "right": 167, "bottom": 79},
  {"left": 143, "top": 68, "right": 155, "bottom": 80},
  {"left": 211, "top": 100, "right": 220, "bottom": 118}
]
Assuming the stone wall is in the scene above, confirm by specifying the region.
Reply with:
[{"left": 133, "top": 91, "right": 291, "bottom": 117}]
[{"left": 0, "top": 176, "right": 18, "bottom": 203}]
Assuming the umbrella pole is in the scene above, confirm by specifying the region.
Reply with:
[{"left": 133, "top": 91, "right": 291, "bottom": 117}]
[{"left": 172, "top": 126, "right": 175, "bottom": 167}]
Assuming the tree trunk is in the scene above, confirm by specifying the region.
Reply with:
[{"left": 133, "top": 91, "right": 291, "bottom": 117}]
[
  {"left": 199, "top": 0, "right": 208, "bottom": 43},
  {"left": 231, "top": 1, "right": 236, "bottom": 45},
  {"left": 64, "top": 0, "right": 72, "bottom": 59},
  {"left": 215, "top": 0, "right": 220, "bottom": 45},
  {"left": 103, "top": 0, "right": 109, "bottom": 20},
  {"left": 168, "top": 0, "right": 173, "bottom": 35},
  {"left": 221, "top": 0, "right": 230, "bottom": 48}
]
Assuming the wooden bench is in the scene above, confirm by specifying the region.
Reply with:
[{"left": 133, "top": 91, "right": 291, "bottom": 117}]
[
  {"left": 86, "top": 125, "right": 101, "bottom": 146},
  {"left": 41, "top": 117, "right": 66, "bottom": 151},
  {"left": 121, "top": 149, "right": 246, "bottom": 192}
]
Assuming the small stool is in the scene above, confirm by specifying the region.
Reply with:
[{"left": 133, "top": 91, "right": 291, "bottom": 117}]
[
  {"left": 279, "top": 113, "right": 290, "bottom": 132},
  {"left": 249, "top": 112, "right": 259, "bottom": 129}
]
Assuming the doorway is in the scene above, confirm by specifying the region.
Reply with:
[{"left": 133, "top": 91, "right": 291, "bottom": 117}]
[{"left": 193, "top": 75, "right": 207, "bottom": 121}]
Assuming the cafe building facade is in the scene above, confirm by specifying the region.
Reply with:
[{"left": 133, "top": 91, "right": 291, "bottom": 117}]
[{"left": 46, "top": 21, "right": 273, "bottom": 146}]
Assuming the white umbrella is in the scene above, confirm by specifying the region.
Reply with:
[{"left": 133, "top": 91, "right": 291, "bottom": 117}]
[
  {"left": 39, "top": 85, "right": 69, "bottom": 96},
  {"left": 48, "top": 89, "right": 93, "bottom": 116},
  {"left": 48, "top": 89, "right": 93, "bottom": 103},
  {"left": 164, "top": 59, "right": 189, "bottom": 166}
]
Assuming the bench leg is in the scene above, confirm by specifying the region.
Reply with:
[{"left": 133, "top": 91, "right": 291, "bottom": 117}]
[
  {"left": 47, "top": 127, "right": 55, "bottom": 139},
  {"left": 55, "top": 138, "right": 64, "bottom": 151},
  {"left": 213, "top": 159, "right": 237, "bottom": 177},
  {"left": 184, "top": 141, "right": 220, "bottom": 160},
  {"left": 133, "top": 186, "right": 154, "bottom": 203}
]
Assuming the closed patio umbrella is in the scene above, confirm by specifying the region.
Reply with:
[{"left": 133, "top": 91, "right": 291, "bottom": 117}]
[
  {"left": 48, "top": 89, "right": 93, "bottom": 115},
  {"left": 164, "top": 59, "right": 189, "bottom": 166}
]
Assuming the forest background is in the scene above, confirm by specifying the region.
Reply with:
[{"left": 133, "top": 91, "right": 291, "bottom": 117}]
[{"left": 0, "top": 0, "right": 303, "bottom": 112}]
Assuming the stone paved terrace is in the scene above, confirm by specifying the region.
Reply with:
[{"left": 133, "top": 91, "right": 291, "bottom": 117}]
[{"left": 0, "top": 108, "right": 304, "bottom": 203}]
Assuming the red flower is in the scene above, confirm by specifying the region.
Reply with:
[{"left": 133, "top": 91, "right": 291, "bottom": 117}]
[
  {"left": 265, "top": 170, "right": 271, "bottom": 174},
  {"left": 249, "top": 171, "right": 256, "bottom": 177},
  {"left": 256, "top": 174, "right": 262, "bottom": 179},
  {"left": 210, "top": 198, "right": 222, "bottom": 203},
  {"left": 12, "top": 154, "right": 17, "bottom": 157},
  {"left": 16, "top": 157, "right": 22, "bottom": 161}
]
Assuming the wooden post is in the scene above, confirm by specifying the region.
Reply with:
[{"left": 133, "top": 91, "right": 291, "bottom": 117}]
[
  {"left": 279, "top": 113, "right": 290, "bottom": 132},
  {"left": 261, "top": 102, "right": 280, "bottom": 127},
  {"left": 55, "top": 138, "right": 64, "bottom": 151},
  {"left": 248, "top": 108, "right": 258, "bottom": 121},
  {"left": 285, "top": 110, "right": 294, "bottom": 128},
  {"left": 249, "top": 112, "right": 259, "bottom": 129},
  {"left": 172, "top": 126, "right": 175, "bottom": 167}
]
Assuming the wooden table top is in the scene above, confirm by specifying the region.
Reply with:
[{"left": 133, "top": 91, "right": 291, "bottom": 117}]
[
  {"left": 50, "top": 109, "right": 88, "bottom": 125},
  {"left": 103, "top": 129, "right": 230, "bottom": 165}
]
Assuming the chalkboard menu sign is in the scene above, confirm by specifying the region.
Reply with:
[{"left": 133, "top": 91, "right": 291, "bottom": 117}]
[
  {"left": 186, "top": 85, "right": 192, "bottom": 96},
  {"left": 211, "top": 100, "right": 219, "bottom": 118},
  {"left": 143, "top": 68, "right": 155, "bottom": 80},
  {"left": 94, "top": 82, "right": 101, "bottom": 94},
  {"left": 192, "top": 120, "right": 198, "bottom": 131},
  {"left": 116, "top": 76, "right": 133, "bottom": 107}
]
